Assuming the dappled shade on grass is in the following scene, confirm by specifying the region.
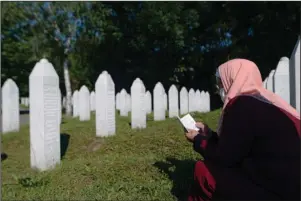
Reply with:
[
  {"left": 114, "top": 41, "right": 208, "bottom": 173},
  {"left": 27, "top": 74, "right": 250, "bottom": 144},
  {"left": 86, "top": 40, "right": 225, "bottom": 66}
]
[{"left": 1, "top": 110, "right": 221, "bottom": 200}]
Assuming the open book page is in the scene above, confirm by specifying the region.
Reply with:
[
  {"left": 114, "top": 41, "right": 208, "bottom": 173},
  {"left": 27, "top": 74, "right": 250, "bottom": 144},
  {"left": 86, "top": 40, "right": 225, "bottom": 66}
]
[{"left": 177, "top": 114, "right": 199, "bottom": 132}]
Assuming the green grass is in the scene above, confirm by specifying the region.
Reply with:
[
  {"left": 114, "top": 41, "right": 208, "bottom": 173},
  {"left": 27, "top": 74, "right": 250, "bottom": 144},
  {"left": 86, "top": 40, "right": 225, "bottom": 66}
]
[{"left": 2, "top": 109, "right": 221, "bottom": 200}]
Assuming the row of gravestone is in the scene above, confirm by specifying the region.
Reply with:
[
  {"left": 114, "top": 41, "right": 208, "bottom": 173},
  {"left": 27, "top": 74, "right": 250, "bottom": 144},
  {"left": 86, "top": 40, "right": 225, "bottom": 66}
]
[
  {"left": 262, "top": 38, "right": 300, "bottom": 113},
  {"left": 115, "top": 84, "right": 210, "bottom": 120},
  {"left": 1, "top": 58, "right": 211, "bottom": 171}
]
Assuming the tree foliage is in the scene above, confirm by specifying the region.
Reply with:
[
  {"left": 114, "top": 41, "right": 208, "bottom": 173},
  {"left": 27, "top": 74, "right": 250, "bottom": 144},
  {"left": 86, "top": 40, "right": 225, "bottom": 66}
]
[{"left": 1, "top": 1, "right": 300, "bottom": 109}]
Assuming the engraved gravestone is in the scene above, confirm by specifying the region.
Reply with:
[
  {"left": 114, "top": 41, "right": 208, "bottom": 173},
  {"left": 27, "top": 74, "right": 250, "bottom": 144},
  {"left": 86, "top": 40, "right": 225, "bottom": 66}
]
[
  {"left": 168, "top": 85, "right": 179, "bottom": 118},
  {"left": 266, "top": 70, "right": 275, "bottom": 92},
  {"left": 180, "top": 87, "right": 188, "bottom": 115},
  {"left": 188, "top": 89, "right": 195, "bottom": 112},
  {"left": 131, "top": 78, "right": 146, "bottom": 129},
  {"left": 195, "top": 90, "right": 201, "bottom": 112},
  {"left": 90, "top": 91, "right": 95, "bottom": 112},
  {"left": 163, "top": 93, "right": 167, "bottom": 111},
  {"left": 29, "top": 58, "right": 60, "bottom": 171},
  {"left": 79, "top": 85, "right": 90, "bottom": 121},
  {"left": 274, "top": 57, "right": 290, "bottom": 104},
  {"left": 2, "top": 78, "right": 20, "bottom": 133},
  {"left": 289, "top": 38, "right": 300, "bottom": 113},
  {"left": 145, "top": 91, "right": 152, "bottom": 114},
  {"left": 95, "top": 71, "right": 116, "bottom": 137},
  {"left": 153, "top": 82, "right": 166, "bottom": 121},
  {"left": 120, "top": 89, "right": 128, "bottom": 116},
  {"left": 72, "top": 90, "right": 79, "bottom": 117}
]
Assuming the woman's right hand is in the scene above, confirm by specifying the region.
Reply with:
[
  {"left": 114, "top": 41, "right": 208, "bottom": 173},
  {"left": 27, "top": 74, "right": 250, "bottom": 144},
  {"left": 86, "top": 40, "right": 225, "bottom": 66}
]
[{"left": 195, "top": 121, "right": 205, "bottom": 130}]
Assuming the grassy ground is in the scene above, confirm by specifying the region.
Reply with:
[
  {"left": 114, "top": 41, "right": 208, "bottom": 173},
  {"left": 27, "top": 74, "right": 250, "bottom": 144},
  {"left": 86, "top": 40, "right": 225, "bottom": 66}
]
[{"left": 2, "top": 109, "right": 221, "bottom": 200}]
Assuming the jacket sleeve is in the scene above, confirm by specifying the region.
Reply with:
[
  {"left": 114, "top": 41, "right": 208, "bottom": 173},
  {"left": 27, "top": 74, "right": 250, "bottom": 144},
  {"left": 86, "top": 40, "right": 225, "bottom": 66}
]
[
  {"left": 193, "top": 96, "right": 255, "bottom": 166},
  {"left": 193, "top": 128, "right": 219, "bottom": 160}
]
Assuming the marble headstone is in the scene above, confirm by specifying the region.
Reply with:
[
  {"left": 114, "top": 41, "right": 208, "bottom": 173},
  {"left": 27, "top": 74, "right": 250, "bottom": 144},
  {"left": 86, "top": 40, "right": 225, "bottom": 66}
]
[
  {"left": 153, "top": 82, "right": 166, "bottom": 121},
  {"left": 90, "top": 91, "right": 96, "bottom": 112},
  {"left": 145, "top": 91, "right": 152, "bottom": 114},
  {"left": 79, "top": 85, "right": 90, "bottom": 121},
  {"left": 95, "top": 71, "right": 116, "bottom": 137},
  {"left": 180, "top": 87, "right": 188, "bottom": 115},
  {"left": 2, "top": 78, "right": 20, "bottom": 133},
  {"left": 119, "top": 89, "right": 128, "bottom": 116},
  {"left": 266, "top": 70, "right": 275, "bottom": 92},
  {"left": 168, "top": 85, "right": 179, "bottom": 118},
  {"left": 274, "top": 57, "right": 290, "bottom": 104},
  {"left": 289, "top": 38, "right": 300, "bottom": 113},
  {"left": 131, "top": 78, "right": 146, "bottom": 129},
  {"left": 29, "top": 58, "right": 60, "bottom": 171},
  {"left": 188, "top": 89, "right": 195, "bottom": 112}
]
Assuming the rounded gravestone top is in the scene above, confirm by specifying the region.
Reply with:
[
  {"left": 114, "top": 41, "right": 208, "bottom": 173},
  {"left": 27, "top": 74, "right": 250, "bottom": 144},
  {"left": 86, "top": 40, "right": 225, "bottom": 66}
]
[
  {"left": 40, "top": 58, "right": 49, "bottom": 63},
  {"left": 80, "top": 85, "right": 89, "bottom": 92},
  {"left": 280, "top": 57, "right": 289, "bottom": 62},
  {"left": 3, "top": 78, "right": 17, "bottom": 88},
  {"left": 30, "top": 59, "right": 58, "bottom": 77},
  {"left": 269, "top": 70, "right": 275, "bottom": 76}
]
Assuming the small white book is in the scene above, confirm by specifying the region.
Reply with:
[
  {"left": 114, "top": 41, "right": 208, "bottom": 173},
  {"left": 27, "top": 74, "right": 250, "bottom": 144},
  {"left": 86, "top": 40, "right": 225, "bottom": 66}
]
[{"left": 177, "top": 113, "right": 200, "bottom": 132}]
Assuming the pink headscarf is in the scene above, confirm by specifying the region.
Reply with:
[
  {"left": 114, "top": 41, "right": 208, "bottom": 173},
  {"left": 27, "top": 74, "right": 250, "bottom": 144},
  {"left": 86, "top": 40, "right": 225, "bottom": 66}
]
[{"left": 216, "top": 58, "right": 300, "bottom": 134}]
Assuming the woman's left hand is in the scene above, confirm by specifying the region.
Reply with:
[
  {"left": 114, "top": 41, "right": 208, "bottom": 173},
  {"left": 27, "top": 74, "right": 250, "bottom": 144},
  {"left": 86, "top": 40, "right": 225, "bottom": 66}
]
[{"left": 185, "top": 129, "right": 199, "bottom": 143}]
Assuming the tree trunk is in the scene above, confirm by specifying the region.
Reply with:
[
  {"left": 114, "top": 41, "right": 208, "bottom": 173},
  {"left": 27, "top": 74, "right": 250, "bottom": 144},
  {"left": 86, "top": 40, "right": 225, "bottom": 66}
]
[{"left": 63, "top": 58, "right": 72, "bottom": 116}]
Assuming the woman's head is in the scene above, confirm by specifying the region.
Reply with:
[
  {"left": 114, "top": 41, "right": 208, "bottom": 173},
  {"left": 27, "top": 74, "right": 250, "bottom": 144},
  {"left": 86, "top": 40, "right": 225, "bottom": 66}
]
[
  {"left": 215, "top": 58, "right": 300, "bottom": 120},
  {"left": 215, "top": 59, "right": 263, "bottom": 105}
]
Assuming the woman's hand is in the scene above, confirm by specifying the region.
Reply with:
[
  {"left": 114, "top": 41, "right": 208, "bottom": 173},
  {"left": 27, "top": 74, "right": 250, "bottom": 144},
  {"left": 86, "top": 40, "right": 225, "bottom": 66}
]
[
  {"left": 195, "top": 122, "right": 205, "bottom": 130},
  {"left": 185, "top": 129, "right": 199, "bottom": 143}
]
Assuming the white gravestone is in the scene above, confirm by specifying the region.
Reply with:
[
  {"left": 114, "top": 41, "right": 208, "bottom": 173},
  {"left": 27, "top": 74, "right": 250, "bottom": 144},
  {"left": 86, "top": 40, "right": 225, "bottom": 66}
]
[
  {"left": 72, "top": 90, "right": 79, "bottom": 117},
  {"left": 116, "top": 92, "right": 120, "bottom": 110},
  {"left": 180, "top": 87, "right": 188, "bottom": 115},
  {"left": 163, "top": 93, "right": 167, "bottom": 111},
  {"left": 153, "top": 82, "right": 166, "bottom": 121},
  {"left": 29, "top": 58, "right": 60, "bottom": 171},
  {"left": 274, "top": 57, "right": 290, "bottom": 104},
  {"left": 24, "top": 97, "right": 29, "bottom": 107},
  {"left": 131, "top": 78, "right": 146, "bottom": 129},
  {"left": 188, "top": 89, "right": 195, "bottom": 112},
  {"left": 95, "top": 71, "right": 116, "bottom": 137},
  {"left": 126, "top": 93, "right": 131, "bottom": 112},
  {"left": 90, "top": 91, "right": 96, "bottom": 112},
  {"left": 168, "top": 85, "right": 179, "bottom": 118},
  {"left": 266, "top": 70, "right": 275, "bottom": 92},
  {"left": 205, "top": 91, "right": 210, "bottom": 112},
  {"left": 200, "top": 91, "right": 206, "bottom": 112},
  {"left": 289, "top": 38, "right": 300, "bottom": 113},
  {"left": 79, "top": 85, "right": 90, "bottom": 121},
  {"left": 119, "top": 89, "right": 128, "bottom": 116},
  {"left": 263, "top": 77, "right": 268, "bottom": 88},
  {"left": 145, "top": 91, "right": 152, "bottom": 114},
  {"left": 2, "top": 78, "right": 20, "bottom": 133},
  {"left": 195, "top": 90, "right": 202, "bottom": 112}
]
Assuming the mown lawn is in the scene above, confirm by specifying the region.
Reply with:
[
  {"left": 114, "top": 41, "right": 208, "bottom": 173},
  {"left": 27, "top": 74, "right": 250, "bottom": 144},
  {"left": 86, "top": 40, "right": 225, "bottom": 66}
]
[{"left": 1, "top": 109, "right": 221, "bottom": 200}]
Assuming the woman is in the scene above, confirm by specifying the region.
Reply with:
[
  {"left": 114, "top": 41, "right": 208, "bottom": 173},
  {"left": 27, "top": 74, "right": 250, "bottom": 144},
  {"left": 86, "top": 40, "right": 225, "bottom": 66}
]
[{"left": 186, "top": 59, "right": 300, "bottom": 201}]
